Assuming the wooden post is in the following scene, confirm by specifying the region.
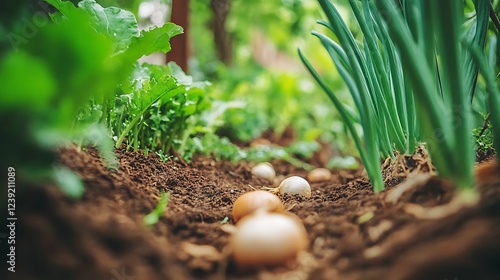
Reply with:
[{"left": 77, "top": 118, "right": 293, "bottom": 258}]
[{"left": 168, "top": 0, "right": 189, "bottom": 72}]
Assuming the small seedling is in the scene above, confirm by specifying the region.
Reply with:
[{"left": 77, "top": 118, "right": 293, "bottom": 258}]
[
  {"left": 156, "top": 150, "right": 171, "bottom": 162},
  {"left": 143, "top": 191, "right": 171, "bottom": 227}
]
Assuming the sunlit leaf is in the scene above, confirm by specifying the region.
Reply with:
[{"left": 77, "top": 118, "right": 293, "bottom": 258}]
[{"left": 78, "top": 0, "right": 140, "bottom": 53}]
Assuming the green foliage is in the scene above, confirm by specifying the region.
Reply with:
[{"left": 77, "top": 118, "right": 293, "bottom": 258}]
[
  {"left": 144, "top": 191, "right": 170, "bottom": 227},
  {"left": 216, "top": 71, "right": 321, "bottom": 142},
  {"left": 112, "top": 62, "right": 211, "bottom": 152},
  {"left": 300, "top": 0, "right": 413, "bottom": 191},
  {"left": 51, "top": 0, "right": 212, "bottom": 159},
  {"left": 466, "top": 36, "right": 500, "bottom": 160},
  {"left": 0, "top": 1, "right": 119, "bottom": 181},
  {"left": 229, "top": 0, "right": 325, "bottom": 53},
  {"left": 126, "top": 23, "right": 182, "bottom": 58},
  {"left": 189, "top": 0, "right": 357, "bottom": 161},
  {"left": 96, "top": 0, "right": 144, "bottom": 17},
  {"left": 377, "top": 0, "right": 497, "bottom": 190},
  {"left": 327, "top": 155, "right": 358, "bottom": 170},
  {"left": 77, "top": 0, "right": 140, "bottom": 53},
  {"left": 190, "top": 0, "right": 327, "bottom": 77},
  {"left": 183, "top": 133, "right": 244, "bottom": 162},
  {"left": 205, "top": 65, "right": 352, "bottom": 157},
  {"left": 473, "top": 116, "right": 495, "bottom": 157},
  {"left": 0, "top": 0, "right": 186, "bottom": 196},
  {"left": 301, "top": 0, "right": 498, "bottom": 191},
  {"left": 183, "top": 132, "right": 315, "bottom": 170},
  {"left": 155, "top": 150, "right": 171, "bottom": 162}
]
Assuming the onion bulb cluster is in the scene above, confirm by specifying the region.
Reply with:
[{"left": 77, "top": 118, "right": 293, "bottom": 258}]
[
  {"left": 230, "top": 190, "right": 308, "bottom": 267},
  {"left": 226, "top": 165, "right": 319, "bottom": 267}
]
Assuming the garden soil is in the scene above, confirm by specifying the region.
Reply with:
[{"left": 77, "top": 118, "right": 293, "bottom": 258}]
[{"left": 4, "top": 146, "right": 500, "bottom": 280}]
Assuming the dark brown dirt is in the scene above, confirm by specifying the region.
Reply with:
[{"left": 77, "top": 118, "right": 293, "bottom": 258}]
[{"left": 5, "top": 146, "right": 500, "bottom": 280}]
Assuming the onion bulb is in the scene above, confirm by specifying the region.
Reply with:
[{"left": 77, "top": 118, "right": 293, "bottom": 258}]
[
  {"left": 265, "top": 176, "right": 311, "bottom": 197},
  {"left": 230, "top": 212, "right": 308, "bottom": 267},
  {"left": 232, "top": 190, "right": 283, "bottom": 223},
  {"left": 251, "top": 162, "right": 276, "bottom": 181},
  {"left": 307, "top": 168, "right": 332, "bottom": 182}
]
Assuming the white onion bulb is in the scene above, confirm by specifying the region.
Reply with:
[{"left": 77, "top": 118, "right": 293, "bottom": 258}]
[
  {"left": 265, "top": 176, "right": 311, "bottom": 197},
  {"left": 230, "top": 211, "right": 308, "bottom": 267},
  {"left": 251, "top": 162, "right": 276, "bottom": 181}
]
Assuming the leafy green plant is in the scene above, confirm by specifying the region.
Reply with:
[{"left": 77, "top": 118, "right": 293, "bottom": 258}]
[
  {"left": 44, "top": 0, "right": 216, "bottom": 159},
  {"left": 0, "top": 0, "right": 185, "bottom": 197},
  {"left": 111, "top": 62, "right": 211, "bottom": 152},
  {"left": 473, "top": 115, "right": 495, "bottom": 159},
  {"left": 155, "top": 149, "right": 171, "bottom": 162},
  {"left": 300, "top": 0, "right": 497, "bottom": 191}
]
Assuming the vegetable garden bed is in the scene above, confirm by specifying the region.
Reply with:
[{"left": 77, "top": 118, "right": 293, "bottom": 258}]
[
  {"left": 3, "top": 0, "right": 500, "bottom": 279},
  {"left": 11, "top": 146, "right": 500, "bottom": 280}
]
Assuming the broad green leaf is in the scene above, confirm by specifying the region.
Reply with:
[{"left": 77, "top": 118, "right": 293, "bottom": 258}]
[
  {"left": 46, "top": 0, "right": 183, "bottom": 61},
  {"left": 126, "top": 23, "right": 183, "bottom": 59},
  {"left": 167, "top": 61, "right": 193, "bottom": 86},
  {"left": 78, "top": 0, "right": 140, "bottom": 53},
  {"left": 44, "top": 0, "right": 85, "bottom": 20}
]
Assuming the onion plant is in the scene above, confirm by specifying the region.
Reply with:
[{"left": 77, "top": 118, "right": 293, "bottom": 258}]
[{"left": 300, "top": 0, "right": 498, "bottom": 192}]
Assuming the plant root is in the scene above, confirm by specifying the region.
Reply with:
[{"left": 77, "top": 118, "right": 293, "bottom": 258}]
[
  {"left": 261, "top": 186, "right": 280, "bottom": 195},
  {"left": 382, "top": 146, "right": 435, "bottom": 184}
]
